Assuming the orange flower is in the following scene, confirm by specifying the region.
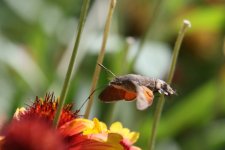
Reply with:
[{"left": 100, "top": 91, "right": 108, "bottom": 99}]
[
  {"left": 14, "top": 93, "right": 79, "bottom": 127},
  {"left": 59, "top": 118, "right": 141, "bottom": 150},
  {"left": 59, "top": 118, "right": 124, "bottom": 149},
  {"left": 1, "top": 94, "right": 141, "bottom": 150},
  {"left": 1, "top": 119, "right": 66, "bottom": 150},
  {"left": 0, "top": 136, "right": 4, "bottom": 148}
]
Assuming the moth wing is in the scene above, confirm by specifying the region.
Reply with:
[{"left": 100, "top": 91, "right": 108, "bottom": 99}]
[
  {"left": 136, "top": 86, "right": 154, "bottom": 110},
  {"left": 121, "top": 79, "right": 138, "bottom": 101},
  {"left": 99, "top": 85, "right": 136, "bottom": 102}
]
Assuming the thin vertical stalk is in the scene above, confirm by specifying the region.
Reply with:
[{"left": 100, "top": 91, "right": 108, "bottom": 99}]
[
  {"left": 53, "top": 0, "right": 90, "bottom": 127},
  {"left": 84, "top": 0, "right": 117, "bottom": 119},
  {"left": 167, "top": 20, "right": 191, "bottom": 84},
  {"left": 122, "top": 37, "right": 135, "bottom": 74},
  {"left": 107, "top": 37, "right": 135, "bottom": 124},
  {"left": 223, "top": 37, "right": 225, "bottom": 56},
  {"left": 148, "top": 20, "right": 191, "bottom": 150},
  {"left": 129, "top": 0, "right": 164, "bottom": 71}
]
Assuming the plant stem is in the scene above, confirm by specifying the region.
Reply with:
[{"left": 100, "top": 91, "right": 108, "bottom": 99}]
[
  {"left": 167, "top": 20, "right": 191, "bottom": 84},
  {"left": 107, "top": 37, "right": 134, "bottom": 124},
  {"left": 84, "top": 0, "right": 117, "bottom": 119},
  {"left": 223, "top": 37, "right": 225, "bottom": 56},
  {"left": 129, "top": 0, "right": 164, "bottom": 71},
  {"left": 148, "top": 20, "right": 191, "bottom": 150},
  {"left": 53, "top": 0, "right": 90, "bottom": 127}
]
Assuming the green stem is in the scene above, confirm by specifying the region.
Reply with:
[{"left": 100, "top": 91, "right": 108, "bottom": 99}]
[
  {"left": 223, "top": 37, "right": 225, "bottom": 56},
  {"left": 84, "top": 0, "right": 117, "bottom": 119},
  {"left": 53, "top": 0, "right": 90, "bottom": 127},
  {"left": 148, "top": 20, "right": 191, "bottom": 150},
  {"left": 107, "top": 37, "right": 134, "bottom": 124},
  {"left": 167, "top": 20, "right": 191, "bottom": 84},
  {"left": 129, "top": 0, "right": 164, "bottom": 71}
]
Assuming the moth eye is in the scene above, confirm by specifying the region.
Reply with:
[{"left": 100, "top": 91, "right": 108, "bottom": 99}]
[{"left": 163, "top": 84, "right": 168, "bottom": 90}]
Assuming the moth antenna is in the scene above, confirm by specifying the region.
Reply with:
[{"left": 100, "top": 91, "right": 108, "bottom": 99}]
[{"left": 98, "top": 63, "right": 117, "bottom": 77}]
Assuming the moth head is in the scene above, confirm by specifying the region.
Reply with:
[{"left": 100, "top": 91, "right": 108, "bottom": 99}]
[{"left": 155, "top": 79, "right": 176, "bottom": 96}]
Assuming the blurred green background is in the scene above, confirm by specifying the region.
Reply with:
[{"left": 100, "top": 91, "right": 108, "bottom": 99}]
[{"left": 0, "top": 0, "right": 225, "bottom": 149}]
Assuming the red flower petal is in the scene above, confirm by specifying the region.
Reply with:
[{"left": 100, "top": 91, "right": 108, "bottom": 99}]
[{"left": 1, "top": 119, "right": 66, "bottom": 150}]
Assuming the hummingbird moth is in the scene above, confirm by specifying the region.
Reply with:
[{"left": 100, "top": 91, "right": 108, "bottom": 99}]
[{"left": 98, "top": 64, "right": 176, "bottom": 110}]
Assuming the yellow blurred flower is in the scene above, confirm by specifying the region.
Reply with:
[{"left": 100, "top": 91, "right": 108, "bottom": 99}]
[
  {"left": 109, "top": 122, "right": 139, "bottom": 144},
  {"left": 83, "top": 118, "right": 108, "bottom": 135},
  {"left": 59, "top": 118, "right": 141, "bottom": 150}
]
